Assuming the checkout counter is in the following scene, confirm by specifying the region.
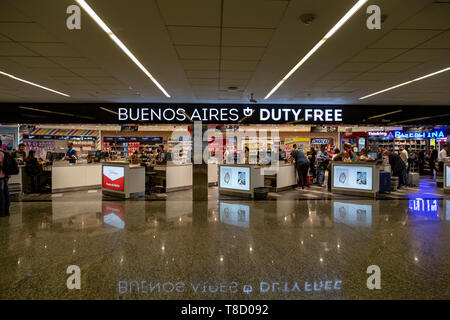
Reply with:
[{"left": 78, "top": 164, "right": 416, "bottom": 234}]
[
  {"left": 443, "top": 159, "right": 450, "bottom": 193},
  {"left": 218, "top": 164, "right": 264, "bottom": 198},
  {"left": 102, "top": 162, "right": 145, "bottom": 198},
  {"left": 52, "top": 161, "right": 102, "bottom": 193},
  {"left": 331, "top": 161, "right": 380, "bottom": 198},
  {"left": 262, "top": 163, "right": 297, "bottom": 192}
]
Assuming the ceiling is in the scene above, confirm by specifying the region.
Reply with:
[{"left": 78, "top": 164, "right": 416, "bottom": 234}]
[{"left": 0, "top": 0, "right": 449, "bottom": 105}]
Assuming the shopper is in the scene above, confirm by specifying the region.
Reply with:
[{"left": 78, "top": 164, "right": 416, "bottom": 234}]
[
  {"left": 309, "top": 147, "right": 317, "bottom": 180},
  {"left": 244, "top": 146, "right": 250, "bottom": 164},
  {"left": 384, "top": 150, "right": 406, "bottom": 188},
  {"left": 359, "top": 148, "right": 370, "bottom": 161},
  {"left": 377, "top": 146, "right": 384, "bottom": 160},
  {"left": 430, "top": 146, "right": 438, "bottom": 176},
  {"left": 316, "top": 144, "right": 329, "bottom": 187},
  {"left": 157, "top": 145, "right": 167, "bottom": 164},
  {"left": 344, "top": 143, "right": 354, "bottom": 160},
  {"left": 399, "top": 146, "right": 409, "bottom": 185},
  {"left": 65, "top": 142, "right": 78, "bottom": 164},
  {"left": 25, "top": 150, "right": 42, "bottom": 193},
  {"left": 437, "top": 144, "right": 449, "bottom": 172},
  {"left": 289, "top": 144, "right": 310, "bottom": 190},
  {"left": 13, "top": 143, "right": 26, "bottom": 160},
  {"left": 0, "top": 139, "right": 11, "bottom": 216},
  {"left": 418, "top": 151, "right": 425, "bottom": 175}
]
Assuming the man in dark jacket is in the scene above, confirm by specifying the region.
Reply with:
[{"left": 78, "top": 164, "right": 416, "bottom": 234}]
[
  {"left": 384, "top": 151, "right": 406, "bottom": 187},
  {"left": 290, "top": 144, "right": 310, "bottom": 190}
]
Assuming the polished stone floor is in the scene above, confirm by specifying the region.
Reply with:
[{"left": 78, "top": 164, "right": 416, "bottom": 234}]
[{"left": 0, "top": 186, "right": 449, "bottom": 299}]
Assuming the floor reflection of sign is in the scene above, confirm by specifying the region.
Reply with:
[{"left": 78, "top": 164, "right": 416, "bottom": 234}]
[
  {"left": 446, "top": 200, "right": 450, "bottom": 221},
  {"left": 220, "top": 202, "right": 250, "bottom": 228},
  {"left": 102, "top": 203, "right": 125, "bottom": 229},
  {"left": 220, "top": 166, "right": 250, "bottom": 191},
  {"left": 333, "top": 202, "right": 372, "bottom": 227},
  {"left": 102, "top": 166, "right": 125, "bottom": 191},
  {"left": 409, "top": 198, "right": 440, "bottom": 220},
  {"left": 333, "top": 165, "right": 373, "bottom": 191}
]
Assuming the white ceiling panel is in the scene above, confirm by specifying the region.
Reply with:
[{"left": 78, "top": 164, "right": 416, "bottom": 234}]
[
  {"left": 181, "top": 60, "right": 219, "bottom": 70},
  {"left": 85, "top": 77, "right": 123, "bottom": 85},
  {"left": 391, "top": 49, "right": 450, "bottom": 62},
  {"left": 333, "top": 62, "right": 379, "bottom": 73},
  {"left": 222, "top": 28, "right": 274, "bottom": 47},
  {"left": 28, "top": 67, "right": 76, "bottom": 77},
  {"left": 49, "top": 57, "right": 97, "bottom": 68},
  {"left": 0, "top": 23, "right": 57, "bottom": 42},
  {"left": 185, "top": 70, "right": 219, "bottom": 78},
  {"left": 69, "top": 68, "right": 110, "bottom": 77},
  {"left": 188, "top": 78, "right": 219, "bottom": 86},
  {"left": 176, "top": 46, "right": 220, "bottom": 59},
  {"left": 221, "top": 47, "right": 265, "bottom": 60},
  {"left": 221, "top": 60, "right": 259, "bottom": 71},
  {"left": 370, "top": 62, "right": 418, "bottom": 73},
  {"left": 418, "top": 30, "right": 450, "bottom": 48},
  {"left": 51, "top": 76, "right": 87, "bottom": 85},
  {"left": 349, "top": 49, "right": 407, "bottom": 62},
  {"left": 9, "top": 56, "right": 57, "bottom": 67},
  {"left": 22, "top": 43, "right": 77, "bottom": 57},
  {"left": 0, "top": 42, "right": 36, "bottom": 56},
  {"left": 0, "top": 1, "right": 33, "bottom": 22},
  {"left": 370, "top": 29, "right": 441, "bottom": 48},
  {"left": 157, "top": 0, "right": 221, "bottom": 27},
  {"left": 398, "top": 3, "right": 450, "bottom": 30},
  {"left": 220, "top": 71, "right": 253, "bottom": 80},
  {"left": 168, "top": 26, "right": 220, "bottom": 45},
  {"left": 321, "top": 73, "right": 360, "bottom": 81},
  {"left": 223, "top": 0, "right": 288, "bottom": 28}
]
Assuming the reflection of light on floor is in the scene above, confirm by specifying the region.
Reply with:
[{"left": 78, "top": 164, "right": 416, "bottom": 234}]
[{"left": 408, "top": 197, "right": 440, "bottom": 220}]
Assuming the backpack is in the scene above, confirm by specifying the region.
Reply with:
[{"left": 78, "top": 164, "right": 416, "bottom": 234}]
[{"left": 0, "top": 151, "right": 19, "bottom": 176}]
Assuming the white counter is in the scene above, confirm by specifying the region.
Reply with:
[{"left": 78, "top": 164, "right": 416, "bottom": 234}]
[
  {"left": 208, "top": 163, "right": 218, "bottom": 185},
  {"left": 262, "top": 163, "right": 297, "bottom": 191},
  {"left": 154, "top": 164, "right": 192, "bottom": 192},
  {"left": 52, "top": 163, "right": 102, "bottom": 192}
]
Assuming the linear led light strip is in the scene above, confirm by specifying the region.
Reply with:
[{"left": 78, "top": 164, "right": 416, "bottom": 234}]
[
  {"left": 75, "top": 0, "right": 171, "bottom": 98},
  {"left": 0, "top": 70, "right": 70, "bottom": 97},
  {"left": 359, "top": 67, "right": 450, "bottom": 100},
  {"left": 264, "top": 0, "right": 368, "bottom": 99}
]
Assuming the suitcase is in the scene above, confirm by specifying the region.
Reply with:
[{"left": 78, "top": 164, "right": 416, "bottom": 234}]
[
  {"left": 379, "top": 171, "right": 391, "bottom": 193},
  {"left": 409, "top": 172, "right": 419, "bottom": 186},
  {"left": 307, "top": 174, "right": 314, "bottom": 186}
]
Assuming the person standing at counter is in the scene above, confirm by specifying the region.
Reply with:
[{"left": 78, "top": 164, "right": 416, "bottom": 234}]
[
  {"left": 12, "top": 143, "right": 26, "bottom": 162},
  {"left": 0, "top": 138, "right": 11, "bottom": 217},
  {"left": 156, "top": 145, "right": 167, "bottom": 164},
  {"left": 438, "top": 144, "right": 448, "bottom": 172},
  {"left": 430, "top": 146, "right": 438, "bottom": 176},
  {"left": 316, "top": 145, "right": 329, "bottom": 187},
  {"left": 289, "top": 144, "right": 310, "bottom": 190},
  {"left": 343, "top": 143, "right": 354, "bottom": 161},
  {"left": 25, "top": 150, "right": 43, "bottom": 193},
  {"left": 384, "top": 150, "right": 406, "bottom": 188},
  {"left": 377, "top": 146, "right": 384, "bottom": 160},
  {"left": 309, "top": 147, "right": 317, "bottom": 181},
  {"left": 64, "top": 142, "right": 78, "bottom": 164},
  {"left": 358, "top": 148, "right": 370, "bottom": 161}
]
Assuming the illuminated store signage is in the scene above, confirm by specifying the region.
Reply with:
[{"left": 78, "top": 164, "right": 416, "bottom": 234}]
[
  {"left": 393, "top": 130, "right": 445, "bottom": 139},
  {"left": 368, "top": 131, "right": 387, "bottom": 136},
  {"left": 219, "top": 166, "right": 250, "bottom": 191},
  {"left": 332, "top": 165, "right": 373, "bottom": 191},
  {"left": 117, "top": 106, "right": 343, "bottom": 124},
  {"left": 311, "top": 138, "right": 330, "bottom": 145}
]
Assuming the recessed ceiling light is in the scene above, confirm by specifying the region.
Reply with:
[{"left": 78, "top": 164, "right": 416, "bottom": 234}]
[
  {"left": 75, "top": 0, "right": 171, "bottom": 98},
  {"left": 359, "top": 66, "right": 450, "bottom": 100},
  {"left": 0, "top": 70, "right": 70, "bottom": 97},
  {"left": 264, "top": 0, "right": 368, "bottom": 99}
]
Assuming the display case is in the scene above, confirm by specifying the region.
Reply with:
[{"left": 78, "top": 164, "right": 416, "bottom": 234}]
[
  {"left": 331, "top": 161, "right": 380, "bottom": 198},
  {"left": 218, "top": 164, "right": 264, "bottom": 198}
]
